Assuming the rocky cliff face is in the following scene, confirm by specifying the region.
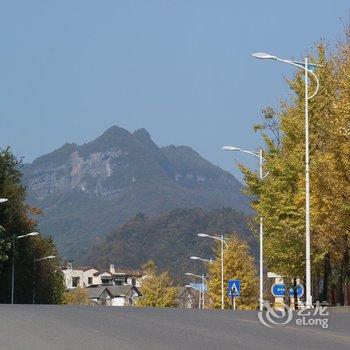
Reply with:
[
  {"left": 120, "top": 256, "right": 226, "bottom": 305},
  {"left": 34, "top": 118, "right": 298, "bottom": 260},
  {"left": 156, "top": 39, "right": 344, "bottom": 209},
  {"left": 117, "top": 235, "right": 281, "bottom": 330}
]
[{"left": 22, "top": 126, "right": 251, "bottom": 259}]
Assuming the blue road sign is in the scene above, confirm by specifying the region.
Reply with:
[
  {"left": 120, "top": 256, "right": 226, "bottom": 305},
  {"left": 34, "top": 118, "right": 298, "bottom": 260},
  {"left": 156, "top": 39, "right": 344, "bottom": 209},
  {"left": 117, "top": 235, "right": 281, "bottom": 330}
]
[
  {"left": 189, "top": 283, "right": 208, "bottom": 292},
  {"left": 227, "top": 280, "right": 240, "bottom": 297},
  {"left": 271, "top": 283, "right": 286, "bottom": 297},
  {"left": 271, "top": 283, "right": 304, "bottom": 298},
  {"left": 289, "top": 284, "right": 304, "bottom": 298}
]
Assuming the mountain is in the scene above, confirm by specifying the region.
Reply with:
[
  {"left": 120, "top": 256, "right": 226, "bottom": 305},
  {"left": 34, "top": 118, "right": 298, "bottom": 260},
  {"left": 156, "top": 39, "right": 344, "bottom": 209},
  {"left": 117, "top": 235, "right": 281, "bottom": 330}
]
[
  {"left": 82, "top": 207, "right": 256, "bottom": 281},
  {"left": 22, "top": 126, "right": 251, "bottom": 259}
]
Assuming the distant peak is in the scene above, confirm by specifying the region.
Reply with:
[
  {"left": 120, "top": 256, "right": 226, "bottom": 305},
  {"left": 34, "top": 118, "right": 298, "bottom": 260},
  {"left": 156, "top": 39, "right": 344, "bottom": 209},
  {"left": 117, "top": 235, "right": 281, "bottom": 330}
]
[
  {"left": 133, "top": 128, "right": 151, "bottom": 139},
  {"left": 133, "top": 128, "right": 158, "bottom": 149},
  {"left": 97, "top": 126, "right": 130, "bottom": 140},
  {"left": 103, "top": 125, "right": 129, "bottom": 135}
]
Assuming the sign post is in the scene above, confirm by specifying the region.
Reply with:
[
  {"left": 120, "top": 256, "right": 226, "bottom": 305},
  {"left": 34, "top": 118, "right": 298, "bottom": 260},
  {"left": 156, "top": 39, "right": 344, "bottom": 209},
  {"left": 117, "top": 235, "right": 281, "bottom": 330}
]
[{"left": 227, "top": 279, "right": 240, "bottom": 310}]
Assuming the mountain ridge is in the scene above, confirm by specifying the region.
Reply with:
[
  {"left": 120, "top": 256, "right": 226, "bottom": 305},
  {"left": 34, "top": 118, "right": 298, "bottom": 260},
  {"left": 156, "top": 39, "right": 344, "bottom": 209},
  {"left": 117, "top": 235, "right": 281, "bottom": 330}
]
[{"left": 22, "top": 126, "right": 251, "bottom": 259}]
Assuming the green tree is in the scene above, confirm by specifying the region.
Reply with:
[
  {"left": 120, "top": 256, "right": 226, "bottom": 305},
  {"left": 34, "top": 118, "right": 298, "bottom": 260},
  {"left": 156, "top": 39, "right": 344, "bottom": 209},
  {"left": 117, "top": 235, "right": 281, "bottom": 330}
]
[
  {"left": 61, "top": 287, "right": 92, "bottom": 305},
  {"left": 206, "top": 235, "right": 258, "bottom": 309},
  {"left": 0, "top": 147, "right": 64, "bottom": 304},
  {"left": 136, "top": 261, "right": 178, "bottom": 307}
]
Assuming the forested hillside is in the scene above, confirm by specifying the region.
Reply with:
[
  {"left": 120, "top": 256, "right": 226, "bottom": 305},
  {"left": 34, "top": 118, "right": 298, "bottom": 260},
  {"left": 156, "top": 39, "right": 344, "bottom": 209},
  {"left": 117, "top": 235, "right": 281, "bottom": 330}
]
[{"left": 82, "top": 207, "right": 257, "bottom": 281}]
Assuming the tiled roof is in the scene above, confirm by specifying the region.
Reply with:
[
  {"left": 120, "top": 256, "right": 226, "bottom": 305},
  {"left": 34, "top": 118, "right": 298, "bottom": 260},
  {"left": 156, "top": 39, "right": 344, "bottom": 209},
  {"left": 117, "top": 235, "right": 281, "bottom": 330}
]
[
  {"left": 85, "top": 286, "right": 111, "bottom": 299},
  {"left": 107, "top": 285, "right": 142, "bottom": 297},
  {"left": 93, "top": 270, "right": 112, "bottom": 277},
  {"left": 61, "top": 265, "right": 143, "bottom": 277},
  {"left": 85, "top": 285, "right": 141, "bottom": 298}
]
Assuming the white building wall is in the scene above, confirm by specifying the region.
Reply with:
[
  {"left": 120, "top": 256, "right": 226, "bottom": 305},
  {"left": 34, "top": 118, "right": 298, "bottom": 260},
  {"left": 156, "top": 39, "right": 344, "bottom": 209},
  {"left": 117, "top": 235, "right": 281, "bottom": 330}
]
[
  {"left": 94, "top": 272, "right": 112, "bottom": 285},
  {"left": 82, "top": 269, "right": 98, "bottom": 286},
  {"left": 112, "top": 297, "right": 126, "bottom": 306},
  {"left": 62, "top": 269, "right": 84, "bottom": 289}
]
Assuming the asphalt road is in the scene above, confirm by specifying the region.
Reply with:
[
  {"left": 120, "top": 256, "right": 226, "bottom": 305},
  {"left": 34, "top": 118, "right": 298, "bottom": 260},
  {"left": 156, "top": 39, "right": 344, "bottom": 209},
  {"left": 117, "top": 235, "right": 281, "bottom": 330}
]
[{"left": 0, "top": 305, "right": 349, "bottom": 350}]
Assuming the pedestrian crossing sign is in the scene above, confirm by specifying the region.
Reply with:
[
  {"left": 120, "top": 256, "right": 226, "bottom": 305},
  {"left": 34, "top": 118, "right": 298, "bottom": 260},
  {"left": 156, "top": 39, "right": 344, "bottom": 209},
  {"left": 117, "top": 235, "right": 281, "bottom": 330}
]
[{"left": 227, "top": 279, "right": 240, "bottom": 297}]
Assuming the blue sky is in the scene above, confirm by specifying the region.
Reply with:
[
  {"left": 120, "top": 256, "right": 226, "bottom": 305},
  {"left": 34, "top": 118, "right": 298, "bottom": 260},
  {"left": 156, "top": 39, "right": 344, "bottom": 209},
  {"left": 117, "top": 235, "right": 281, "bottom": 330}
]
[{"left": 0, "top": 1, "right": 348, "bottom": 179}]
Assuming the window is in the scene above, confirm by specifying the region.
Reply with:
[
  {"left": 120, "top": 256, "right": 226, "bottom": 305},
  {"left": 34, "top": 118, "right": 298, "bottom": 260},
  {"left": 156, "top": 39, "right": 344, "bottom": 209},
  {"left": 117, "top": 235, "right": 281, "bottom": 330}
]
[
  {"left": 115, "top": 277, "right": 124, "bottom": 285},
  {"left": 72, "top": 277, "right": 80, "bottom": 287},
  {"left": 101, "top": 277, "right": 111, "bottom": 285},
  {"left": 88, "top": 277, "right": 92, "bottom": 285},
  {"left": 132, "top": 278, "right": 136, "bottom": 286}
]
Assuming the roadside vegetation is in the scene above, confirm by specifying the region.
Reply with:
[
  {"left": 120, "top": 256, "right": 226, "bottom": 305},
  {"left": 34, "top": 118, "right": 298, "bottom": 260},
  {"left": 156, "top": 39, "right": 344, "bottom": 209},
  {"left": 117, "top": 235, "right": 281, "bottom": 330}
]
[
  {"left": 206, "top": 235, "right": 258, "bottom": 309},
  {"left": 241, "top": 34, "right": 350, "bottom": 304},
  {"left": 136, "top": 261, "right": 178, "bottom": 307},
  {"left": 0, "top": 148, "right": 64, "bottom": 304},
  {"left": 61, "top": 287, "right": 92, "bottom": 305}
]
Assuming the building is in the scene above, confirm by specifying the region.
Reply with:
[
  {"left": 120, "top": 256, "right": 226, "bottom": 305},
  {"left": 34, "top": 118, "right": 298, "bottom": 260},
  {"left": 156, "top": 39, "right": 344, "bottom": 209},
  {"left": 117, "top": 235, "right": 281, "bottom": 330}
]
[
  {"left": 61, "top": 263, "right": 143, "bottom": 305},
  {"left": 85, "top": 285, "right": 142, "bottom": 306},
  {"left": 85, "top": 286, "right": 113, "bottom": 306},
  {"left": 62, "top": 263, "right": 143, "bottom": 288}
]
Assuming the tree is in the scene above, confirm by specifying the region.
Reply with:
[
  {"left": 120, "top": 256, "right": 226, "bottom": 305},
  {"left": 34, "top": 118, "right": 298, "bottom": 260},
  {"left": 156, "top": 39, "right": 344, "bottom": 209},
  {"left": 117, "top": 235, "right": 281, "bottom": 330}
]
[
  {"left": 136, "top": 261, "right": 178, "bottom": 307},
  {"left": 0, "top": 147, "right": 64, "bottom": 304},
  {"left": 241, "top": 37, "right": 350, "bottom": 305},
  {"left": 206, "top": 235, "right": 258, "bottom": 309},
  {"left": 61, "top": 287, "right": 92, "bottom": 305}
]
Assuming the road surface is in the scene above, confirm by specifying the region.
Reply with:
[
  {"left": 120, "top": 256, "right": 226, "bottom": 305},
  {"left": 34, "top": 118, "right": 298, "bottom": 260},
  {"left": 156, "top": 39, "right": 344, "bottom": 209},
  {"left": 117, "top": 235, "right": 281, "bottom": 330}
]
[{"left": 0, "top": 305, "right": 349, "bottom": 350}]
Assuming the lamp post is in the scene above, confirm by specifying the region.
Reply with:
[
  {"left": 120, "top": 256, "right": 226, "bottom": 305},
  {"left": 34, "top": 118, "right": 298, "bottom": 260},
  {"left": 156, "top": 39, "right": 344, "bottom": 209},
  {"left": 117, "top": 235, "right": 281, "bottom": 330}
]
[
  {"left": 222, "top": 145, "right": 267, "bottom": 310},
  {"left": 197, "top": 233, "right": 228, "bottom": 309},
  {"left": 33, "top": 255, "right": 56, "bottom": 304},
  {"left": 189, "top": 256, "right": 212, "bottom": 308},
  {"left": 185, "top": 272, "right": 206, "bottom": 308},
  {"left": 252, "top": 52, "right": 320, "bottom": 308},
  {"left": 11, "top": 231, "right": 40, "bottom": 304}
]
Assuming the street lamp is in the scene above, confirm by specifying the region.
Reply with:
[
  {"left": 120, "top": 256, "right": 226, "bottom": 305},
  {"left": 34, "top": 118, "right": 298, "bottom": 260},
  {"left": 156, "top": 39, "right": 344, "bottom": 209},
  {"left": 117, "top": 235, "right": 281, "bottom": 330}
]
[
  {"left": 197, "top": 233, "right": 228, "bottom": 309},
  {"left": 185, "top": 272, "right": 206, "bottom": 308},
  {"left": 11, "top": 231, "right": 40, "bottom": 304},
  {"left": 252, "top": 51, "right": 320, "bottom": 309},
  {"left": 190, "top": 256, "right": 212, "bottom": 264},
  {"left": 33, "top": 255, "right": 56, "bottom": 304},
  {"left": 223, "top": 145, "right": 266, "bottom": 311},
  {"left": 34, "top": 255, "right": 56, "bottom": 262}
]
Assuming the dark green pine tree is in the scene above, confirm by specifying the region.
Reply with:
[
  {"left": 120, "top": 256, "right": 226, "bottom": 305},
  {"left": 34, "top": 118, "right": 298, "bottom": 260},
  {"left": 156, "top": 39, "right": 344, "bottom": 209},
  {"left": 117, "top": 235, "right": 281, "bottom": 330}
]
[{"left": 0, "top": 147, "right": 64, "bottom": 304}]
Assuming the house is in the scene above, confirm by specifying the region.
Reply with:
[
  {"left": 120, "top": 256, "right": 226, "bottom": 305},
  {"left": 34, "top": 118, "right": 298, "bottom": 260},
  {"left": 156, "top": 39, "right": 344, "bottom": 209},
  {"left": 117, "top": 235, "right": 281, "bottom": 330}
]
[
  {"left": 61, "top": 264, "right": 85, "bottom": 289},
  {"left": 107, "top": 285, "right": 142, "bottom": 306},
  {"left": 61, "top": 263, "right": 143, "bottom": 290},
  {"left": 84, "top": 285, "right": 142, "bottom": 306},
  {"left": 85, "top": 286, "right": 113, "bottom": 306}
]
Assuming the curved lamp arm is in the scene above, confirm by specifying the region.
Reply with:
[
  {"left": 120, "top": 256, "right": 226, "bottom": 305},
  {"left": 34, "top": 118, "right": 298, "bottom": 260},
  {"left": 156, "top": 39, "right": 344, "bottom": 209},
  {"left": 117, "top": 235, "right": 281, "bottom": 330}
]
[
  {"left": 252, "top": 53, "right": 320, "bottom": 100},
  {"left": 275, "top": 58, "right": 320, "bottom": 100},
  {"left": 185, "top": 273, "right": 206, "bottom": 282},
  {"left": 223, "top": 146, "right": 268, "bottom": 179},
  {"left": 197, "top": 233, "right": 228, "bottom": 252},
  {"left": 211, "top": 235, "right": 228, "bottom": 251}
]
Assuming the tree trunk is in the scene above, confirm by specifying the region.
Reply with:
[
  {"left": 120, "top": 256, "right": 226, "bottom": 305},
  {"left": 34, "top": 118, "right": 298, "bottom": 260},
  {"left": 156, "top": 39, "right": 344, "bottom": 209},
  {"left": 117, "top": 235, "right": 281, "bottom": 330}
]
[{"left": 322, "top": 253, "right": 331, "bottom": 303}]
